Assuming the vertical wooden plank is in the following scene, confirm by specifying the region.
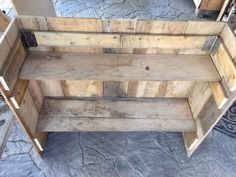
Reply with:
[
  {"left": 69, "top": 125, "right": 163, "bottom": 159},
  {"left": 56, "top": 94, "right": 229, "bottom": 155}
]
[
  {"left": 211, "top": 42, "right": 236, "bottom": 91},
  {"left": 0, "top": 11, "right": 10, "bottom": 32},
  {"left": 28, "top": 80, "right": 47, "bottom": 152},
  {"left": 62, "top": 80, "right": 103, "bottom": 97},
  {"left": 208, "top": 81, "right": 228, "bottom": 109},
  {"left": 10, "top": 80, "right": 29, "bottom": 109},
  {"left": 0, "top": 37, "right": 11, "bottom": 71},
  {"left": 187, "top": 82, "right": 212, "bottom": 119},
  {"left": 102, "top": 19, "right": 137, "bottom": 97},
  {"left": 39, "top": 80, "right": 64, "bottom": 97},
  {"left": 11, "top": 0, "right": 56, "bottom": 16},
  {"left": 182, "top": 132, "right": 199, "bottom": 157},
  {"left": 220, "top": 24, "right": 236, "bottom": 61},
  {"left": 28, "top": 80, "right": 44, "bottom": 112},
  {"left": 0, "top": 107, "right": 14, "bottom": 157},
  {"left": 0, "top": 19, "right": 19, "bottom": 73},
  {"left": 0, "top": 38, "right": 26, "bottom": 92}
]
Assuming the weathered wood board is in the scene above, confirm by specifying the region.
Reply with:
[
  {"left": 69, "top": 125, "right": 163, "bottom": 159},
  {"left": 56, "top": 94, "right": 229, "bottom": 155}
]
[{"left": 38, "top": 97, "right": 196, "bottom": 132}]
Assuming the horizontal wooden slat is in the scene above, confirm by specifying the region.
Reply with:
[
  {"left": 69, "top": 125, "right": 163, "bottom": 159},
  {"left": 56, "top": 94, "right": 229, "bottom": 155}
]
[
  {"left": 38, "top": 97, "right": 196, "bottom": 132},
  {"left": 34, "top": 32, "right": 208, "bottom": 49},
  {"left": 19, "top": 52, "right": 220, "bottom": 81},
  {"left": 17, "top": 16, "right": 225, "bottom": 35}
]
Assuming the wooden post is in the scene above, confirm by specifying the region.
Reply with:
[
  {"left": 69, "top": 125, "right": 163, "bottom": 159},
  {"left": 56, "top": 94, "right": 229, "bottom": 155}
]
[{"left": 11, "top": 0, "right": 56, "bottom": 16}]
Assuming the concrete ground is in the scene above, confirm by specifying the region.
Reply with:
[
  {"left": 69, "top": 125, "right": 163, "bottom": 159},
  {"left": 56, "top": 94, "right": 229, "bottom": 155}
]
[{"left": 0, "top": 0, "right": 236, "bottom": 177}]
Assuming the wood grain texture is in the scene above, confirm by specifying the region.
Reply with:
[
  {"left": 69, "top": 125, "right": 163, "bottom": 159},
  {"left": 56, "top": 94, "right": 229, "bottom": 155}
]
[
  {"left": 18, "top": 88, "right": 39, "bottom": 137},
  {"left": 0, "top": 37, "right": 10, "bottom": 72},
  {"left": 38, "top": 97, "right": 196, "bottom": 132},
  {"left": 211, "top": 42, "right": 236, "bottom": 91},
  {"left": 39, "top": 80, "right": 64, "bottom": 97},
  {"left": 19, "top": 52, "right": 220, "bottom": 81},
  {"left": 62, "top": 80, "right": 103, "bottom": 97},
  {"left": 10, "top": 80, "right": 29, "bottom": 109},
  {"left": 185, "top": 21, "right": 225, "bottom": 35},
  {"left": 17, "top": 16, "right": 48, "bottom": 31},
  {"left": 0, "top": 11, "right": 10, "bottom": 32},
  {"left": 17, "top": 16, "right": 225, "bottom": 35},
  {"left": 34, "top": 32, "right": 208, "bottom": 49},
  {"left": 47, "top": 17, "right": 102, "bottom": 32},
  {"left": 0, "top": 38, "right": 26, "bottom": 91},
  {"left": 188, "top": 82, "right": 212, "bottom": 119},
  {"left": 0, "top": 19, "right": 19, "bottom": 72},
  {"left": 102, "top": 19, "right": 136, "bottom": 97},
  {"left": 12, "top": 0, "right": 56, "bottom": 16},
  {"left": 27, "top": 80, "right": 47, "bottom": 151},
  {"left": 199, "top": 0, "right": 224, "bottom": 11},
  {"left": 28, "top": 80, "right": 44, "bottom": 112},
  {"left": 136, "top": 20, "right": 187, "bottom": 34},
  {"left": 220, "top": 24, "right": 236, "bottom": 60},
  {"left": 208, "top": 81, "right": 228, "bottom": 109},
  {"left": 0, "top": 108, "right": 13, "bottom": 157},
  {"left": 122, "top": 81, "right": 195, "bottom": 98},
  {"left": 182, "top": 132, "right": 199, "bottom": 157}
]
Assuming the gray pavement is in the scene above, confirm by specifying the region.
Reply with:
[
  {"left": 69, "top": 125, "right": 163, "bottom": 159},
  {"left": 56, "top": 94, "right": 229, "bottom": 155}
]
[{"left": 1, "top": 0, "right": 236, "bottom": 177}]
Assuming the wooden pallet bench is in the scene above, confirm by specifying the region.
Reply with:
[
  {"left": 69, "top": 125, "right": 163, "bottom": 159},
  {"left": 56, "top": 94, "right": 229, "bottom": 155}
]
[{"left": 0, "top": 16, "right": 236, "bottom": 157}]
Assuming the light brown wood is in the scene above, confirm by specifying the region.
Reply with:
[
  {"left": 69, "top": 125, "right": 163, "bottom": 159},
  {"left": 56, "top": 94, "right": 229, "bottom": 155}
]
[
  {"left": 47, "top": 17, "right": 103, "bottom": 32},
  {"left": 34, "top": 32, "right": 208, "bottom": 49},
  {"left": 0, "top": 11, "right": 10, "bottom": 32},
  {"left": 18, "top": 88, "right": 39, "bottom": 136},
  {"left": 188, "top": 82, "right": 212, "bottom": 119},
  {"left": 136, "top": 20, "right": 187, "bottom": 35},
  {"left": 182, "top": 132, "right": 199, "bottom": 157},
  {"left": 11, "top": 0, "right": 56, "bottom": 16},
  {"left": 0, "top": 16, "right": 234, "bottom": 158},
  {"left": 122, "top": 81, "right": 195, "bottom": 98},
  {"left": 28, "top": 80, "right": 45, "bottom": 111},
  {"left": 199, "top": 0, "right": 224, "bottom": 11},
  {"left": 39, "top": 80, "right": 64, "bottom": 97},
  {"left": 0, "top": 107, "right": 14, "bottom": 157},
  {"left": 208, "top": 81, "right": 228, "bottom": 109},
  {"left": 210, "top": 42, "right": 236, "bottom": 91},
  {"left": 19, "top": 52, "right": 220, "bottom": 81},
  {"left": 17, "top": 16, "right": 225, "bottom": 36},
  {"left": 17, "top": 16, "right": 48, "bottom": 31},
  {"left": 220, "top": 24, "right": 236, "bottom": 60},
  {"left": 62, "top": 80, "right": 103, "bottom": 97},
  {"left": 10, "top": 80, "right": 29, "bottom": 109},
  {"left": 0, "top": 38, "right": 26, "bottom": 92},
  {"left": 102, "top": 19, "right": 135, "bottom": 97},
  {"left": 37, "top": 97, "right": 196, "bottom": 132},
  {"left": 217, "top": 0, "right": 230, "bottom": 21},
  {"left": 185, "top": 21, "right": 225, "bottom": 35},
  {"left": 0, "top": 19, "right": 19, "bottom": 73},
  {"left": 27, "top": 80, "right": 47, "bottom": 152}
]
